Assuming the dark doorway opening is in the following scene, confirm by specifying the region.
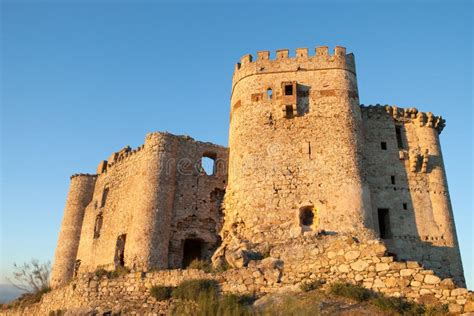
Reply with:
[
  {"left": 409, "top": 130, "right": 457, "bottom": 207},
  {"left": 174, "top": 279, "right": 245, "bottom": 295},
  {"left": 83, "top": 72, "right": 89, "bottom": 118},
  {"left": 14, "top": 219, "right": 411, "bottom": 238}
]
[
  {"left": 377, "top": 209, "right": 392, "bottom": 239},
  {"left": 115, "top": 234, "right": 126, "bottom": 267},
  {"left": 182, "top": 238, "right": 203, "bottom": 268},
  {"left": 299, "top": 206, "right": 314, "bottom": 226}
]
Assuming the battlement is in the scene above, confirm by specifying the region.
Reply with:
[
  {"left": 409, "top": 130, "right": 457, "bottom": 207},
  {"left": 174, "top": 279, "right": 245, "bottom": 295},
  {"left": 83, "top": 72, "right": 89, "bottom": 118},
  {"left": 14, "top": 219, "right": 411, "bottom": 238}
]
[
  {"left": 232, "top": 46, "right": 356, "bottom": 89},
  {"left": 360, "top": 104, "right": 446, "bottom": 134},
  {"left": 70, "top": 173, "right": 97, "bottom": 180}
]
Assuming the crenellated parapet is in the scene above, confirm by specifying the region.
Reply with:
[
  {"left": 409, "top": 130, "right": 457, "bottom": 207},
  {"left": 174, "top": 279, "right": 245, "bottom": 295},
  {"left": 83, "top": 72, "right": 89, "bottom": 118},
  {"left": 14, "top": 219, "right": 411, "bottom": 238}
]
[
  {"left": 70, "top": 173, "right": 97, "bottom": 179},
  {"left": 360, "top": 104, "right": 446, "bottom": 134},
  {"left": 232, "top": 46, "right": 355, "bottom": 91}
]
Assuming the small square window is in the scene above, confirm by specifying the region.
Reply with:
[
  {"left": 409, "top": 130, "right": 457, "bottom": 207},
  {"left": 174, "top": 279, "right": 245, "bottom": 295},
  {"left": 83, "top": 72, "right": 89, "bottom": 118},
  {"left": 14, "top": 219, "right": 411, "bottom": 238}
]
[
  {"left": 285, "top": 84, "right": 293, "bottom": 96},
  {"left": 381, "top": 142, "right": 387, "bottom": 150}
]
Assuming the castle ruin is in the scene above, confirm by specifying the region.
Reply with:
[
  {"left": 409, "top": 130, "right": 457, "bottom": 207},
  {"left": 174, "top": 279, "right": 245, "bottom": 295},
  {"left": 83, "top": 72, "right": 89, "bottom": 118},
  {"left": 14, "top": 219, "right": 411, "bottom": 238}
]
[{"left": 50, "top": 46, "right": 465, "bottom": 290}]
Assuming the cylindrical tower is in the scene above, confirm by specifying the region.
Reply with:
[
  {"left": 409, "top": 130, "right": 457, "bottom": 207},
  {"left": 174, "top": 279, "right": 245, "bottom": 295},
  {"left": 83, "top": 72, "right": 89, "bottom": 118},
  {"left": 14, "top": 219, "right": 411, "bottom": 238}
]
[
  {"left": 128, "top": 132, "right": 179, "bottom": 270},
  {"left": 223, "top": 46, "right": 374, "bottom": 244},
  {"left": 50, "top": 174, "right": 96, "bottom": 288},
  {"left": 415, "top": 113, "right": 464, "bottom": 285}
]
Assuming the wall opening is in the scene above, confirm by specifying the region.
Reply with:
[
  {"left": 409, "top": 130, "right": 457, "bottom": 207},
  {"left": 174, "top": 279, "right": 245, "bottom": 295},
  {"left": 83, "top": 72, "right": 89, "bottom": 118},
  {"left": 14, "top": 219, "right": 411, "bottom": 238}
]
[
  {"left": 284, "top": 84, "right": 293, "bottom": 96},
  {"left": 391, "top": 175, "right": 396, "bottom": 185},
  {"left": 299, "top": 206, "right": 315, "bottom": 227},
  {"left": 395, "top": 126, "right": 404, "bottom": 149},
  {"left": 201, "top": 152, "right": 216, "bottom": 176},
  {"left": 403, "top": 203, "right": 408, "bottom": 210},
  {"left": 381, "top": 142, "right": 387, "bottom": 150},
  {"left": 285, "top": 105, "right": 294, "bottom": 118},
  {"left": 114, "top": 234, "right": 126, "bottom": 267},
  {"left": 377, "top": 208, "right": 392, "bottom": 239},
  {"left": 93, "top": 213, "right": 103, "bottom": 239},
  {"left": 182, "top": 238, "right": 203, "bottom": 268},
  {"left": 267, "top": 88, "right": 273, "bottom": 99},
  {"left": 100, "top": 186, "right": 109, "bottom": 208},
  {"left": 73, "top": 259, "right": 81, "bottom": 278}
]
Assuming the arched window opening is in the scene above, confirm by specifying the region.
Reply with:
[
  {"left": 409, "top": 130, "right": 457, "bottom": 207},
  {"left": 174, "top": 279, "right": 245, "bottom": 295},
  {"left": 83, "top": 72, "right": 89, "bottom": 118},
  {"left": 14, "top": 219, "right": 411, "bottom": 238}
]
[
  {"left": 93, "top": 213, "right": 103, "bottom": 239},
  {"left": 267, "top": 88, "right": 273, "bottom": 100},
  {"left": 299, "top": 206, "right": 314, "bottom": 226},
  {"left": 201, "top": 152, "right": 217, "bottom": 176},
  {"left": 114, "top": 234, "right": 126, "bottom": 267}
]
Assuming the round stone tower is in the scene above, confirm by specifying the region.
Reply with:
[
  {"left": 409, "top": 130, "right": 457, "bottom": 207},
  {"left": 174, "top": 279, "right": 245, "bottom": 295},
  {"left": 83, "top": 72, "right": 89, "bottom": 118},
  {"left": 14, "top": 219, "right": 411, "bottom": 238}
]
[
  {"left": 223, "top": 46, "right": 375, "bottom": 244},
  {"left": 51, "top": 174, "right": 96, "bottom": 288}
]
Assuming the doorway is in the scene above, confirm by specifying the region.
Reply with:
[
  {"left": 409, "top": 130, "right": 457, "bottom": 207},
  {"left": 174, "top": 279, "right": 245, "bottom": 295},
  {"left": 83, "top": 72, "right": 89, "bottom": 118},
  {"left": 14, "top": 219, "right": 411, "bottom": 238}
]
[{"left": 182, "top": 238, "right": 204, "bottom": 268}]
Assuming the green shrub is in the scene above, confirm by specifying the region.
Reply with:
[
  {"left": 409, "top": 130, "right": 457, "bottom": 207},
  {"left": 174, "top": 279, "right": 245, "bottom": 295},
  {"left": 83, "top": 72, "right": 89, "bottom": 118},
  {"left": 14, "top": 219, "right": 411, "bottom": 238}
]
[
  {"left": 107, "top": 266, "right": 130, "bottom": 278},
  {"left": 150, "top": 285, "right": 173, "bottom": 301},
  {"left": 171, "top": 292, "right": 255, "bottom": 316},
  {"left": 372, "top": 296, "right": 425, "bottom": 315},
  {"left": 94, "top": 266, "right": 130, "bottom": 279},
  {"left": 329, "top": 282, "right": 374, "bottom": 302},
  {"left": 94, "top": 268, "right": 108, "bottom": 279},
  {"left": 300, "top": 279, "right": 325, "bottom": 292},
  {"left": 172, "top": 279, "right": 219, "bottom": 301},
  {"left": 188, "top": 259, "right": 212, "bottom": 273}
]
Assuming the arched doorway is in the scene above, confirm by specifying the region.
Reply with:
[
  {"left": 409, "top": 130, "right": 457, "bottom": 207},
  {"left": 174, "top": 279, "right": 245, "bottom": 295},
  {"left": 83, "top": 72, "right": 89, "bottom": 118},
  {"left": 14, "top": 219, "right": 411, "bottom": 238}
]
[{"left": 182, "top": 238, "right": 204, "bottom": 268}]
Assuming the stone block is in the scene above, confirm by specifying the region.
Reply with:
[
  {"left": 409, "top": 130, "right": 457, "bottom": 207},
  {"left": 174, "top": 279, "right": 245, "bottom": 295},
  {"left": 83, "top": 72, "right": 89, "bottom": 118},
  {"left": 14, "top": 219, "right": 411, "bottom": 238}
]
[
  {"left": 350, "top": 260, "right": 369, "bottom": 272},
  {"left": 375, "top": 263, "right": 390, "bottom": 272},
  {"left": 424, "top": 275, "right": 441, "bottom": 285}
]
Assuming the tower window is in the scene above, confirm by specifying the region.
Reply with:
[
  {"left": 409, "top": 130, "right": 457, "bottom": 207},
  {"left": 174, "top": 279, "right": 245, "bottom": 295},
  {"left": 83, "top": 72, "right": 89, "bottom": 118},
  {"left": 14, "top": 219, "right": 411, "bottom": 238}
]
[
  {"left": 267, "top": 88, "right": 273, "bottom": 99},
  {"left": 378, "top": 208, "right": 392, "bottom": 239},
  {"left": 391, "top": 176, "right": 396, "bottom": 185},
  {"left": 201, "top": 152, "right": 216, "bottom": 176},
  {"left": 381, "top": 142, "right": 387, "bottom": 150},
  {"left": 403, "top": 203, "right": 408, "bottom": 210},
  {"left": 284, "top": 84, "right": 293, "bottom": 96},
  {"left": 93, "top": 213, "right": 103, "bottom": 239},
  {"left": 115, "top": 234, "right": 126, "bottom": 267},
  {"left": 395, "top": 126, "right": 404, "bottom": 149},
  {"left": 285, "top": 105, "right": 294, "bottom": 118},
  {"left": 100, "top": 186, "right": 109, "bottom": 208},
  {"left": 299, "top": 206, "right": 315, "bottom": 226}
]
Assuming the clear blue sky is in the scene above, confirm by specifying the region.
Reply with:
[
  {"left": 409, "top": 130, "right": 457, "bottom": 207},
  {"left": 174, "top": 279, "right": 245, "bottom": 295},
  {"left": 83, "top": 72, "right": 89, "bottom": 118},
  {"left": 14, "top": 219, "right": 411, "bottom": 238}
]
[{"left": 1, "top": 1, "right": 472, "bottom": 289}]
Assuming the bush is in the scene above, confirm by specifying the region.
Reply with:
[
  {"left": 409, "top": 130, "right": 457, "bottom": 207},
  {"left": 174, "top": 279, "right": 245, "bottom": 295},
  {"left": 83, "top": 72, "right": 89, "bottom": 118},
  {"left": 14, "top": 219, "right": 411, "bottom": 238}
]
[
  {"left": 172, "top": 279, "right": 219, "bottom": 301},
  {"left": 94, "top": 268, "right": 108, "bottom": 279},
  {"left": 329, "top": 282, "right": 374, "bottom": 302},
  {"left": 372, "top": 296, "right": 425, "bottom": 315},
  {"left": 150, "top": 286, "right": 173, "bottom": 301},
  {"left": 188, "top": 259, "right": 212, "bottom": 273},
  {"left": 300, "top": 279, "right": 325, "bottom": 292},
  {"left": 94, "top": 266, "right": 130, "bottom": 279}
]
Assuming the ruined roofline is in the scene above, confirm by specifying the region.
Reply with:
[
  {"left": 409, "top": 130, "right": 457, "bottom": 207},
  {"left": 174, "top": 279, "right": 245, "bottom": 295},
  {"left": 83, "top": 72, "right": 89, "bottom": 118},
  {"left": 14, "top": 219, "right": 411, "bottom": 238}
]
[
  {"left": 360, "top": 104, "right": 446, "bottom": 134},
  {"left": 232, "top": 46, "right": 355, "bottom": 90},
  {"left": 70, "top": 173, "right": 97, "bottom": 180},
  {"left": 91, "top": 131, "right": 227, "bottom": 176}
]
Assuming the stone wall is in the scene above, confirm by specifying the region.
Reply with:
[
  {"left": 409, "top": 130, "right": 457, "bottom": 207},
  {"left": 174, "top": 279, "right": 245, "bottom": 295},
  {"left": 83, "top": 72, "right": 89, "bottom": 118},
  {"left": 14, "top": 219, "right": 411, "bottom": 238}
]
[
  {"left": 5, "top": 235, "right": 473, "bottom": 315},
  {"left": 52, "top": 132, "right": 228, "bottom": 288},
  {"left": 361, "top": 105, "right": 464, "bottom": 286},
  {"left": 224, "top": 47, "right": 374, "bottom": 248}
]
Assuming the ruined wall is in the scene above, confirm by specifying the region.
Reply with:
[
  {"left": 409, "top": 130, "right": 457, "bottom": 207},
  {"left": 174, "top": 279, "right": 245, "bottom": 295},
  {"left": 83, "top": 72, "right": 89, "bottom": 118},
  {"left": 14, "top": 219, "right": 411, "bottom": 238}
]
[
  {"left": 224, "top": 47, "right": 374, "bottom": 245},
  {"left": 361, "top": 105, "right": 464, "bottom": 286},
  {"left": 7, "top": 235, "right": 473, "bottom": 315},
  {"left": 55, "top": 132, "right": 228, "bottom": 285}
]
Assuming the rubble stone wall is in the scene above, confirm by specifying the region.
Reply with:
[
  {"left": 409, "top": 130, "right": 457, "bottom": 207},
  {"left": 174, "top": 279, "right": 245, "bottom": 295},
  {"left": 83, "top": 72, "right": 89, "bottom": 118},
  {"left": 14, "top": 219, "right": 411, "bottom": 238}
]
[{"left": 5, "top": 235, "right": 473, "bottom": 315}]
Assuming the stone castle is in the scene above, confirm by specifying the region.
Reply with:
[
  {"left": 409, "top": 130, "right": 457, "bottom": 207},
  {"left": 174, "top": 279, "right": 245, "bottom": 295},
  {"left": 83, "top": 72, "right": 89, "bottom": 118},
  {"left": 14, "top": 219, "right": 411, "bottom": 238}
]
[{"left": 50, "top": 45, "right": 465, "bottom": 292}]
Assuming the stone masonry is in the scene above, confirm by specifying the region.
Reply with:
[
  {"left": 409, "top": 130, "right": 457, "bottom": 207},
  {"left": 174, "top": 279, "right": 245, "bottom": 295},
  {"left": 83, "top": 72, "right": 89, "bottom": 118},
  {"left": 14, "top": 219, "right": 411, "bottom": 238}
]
[{"left": 42, "top": 45, "right": 467, "bottom": 313}]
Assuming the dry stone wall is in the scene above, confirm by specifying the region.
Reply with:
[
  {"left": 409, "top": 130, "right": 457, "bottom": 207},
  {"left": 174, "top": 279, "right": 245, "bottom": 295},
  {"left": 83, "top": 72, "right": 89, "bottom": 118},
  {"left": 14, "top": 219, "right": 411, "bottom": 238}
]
[{"left": 5, "top": 235, "right": 473, "bottom": 315}]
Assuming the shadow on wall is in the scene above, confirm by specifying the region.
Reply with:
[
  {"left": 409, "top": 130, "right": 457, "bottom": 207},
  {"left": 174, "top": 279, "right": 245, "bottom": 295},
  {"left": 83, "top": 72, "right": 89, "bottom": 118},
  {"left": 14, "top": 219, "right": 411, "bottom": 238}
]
[{"left": 371, "top": 123, "right": 464, "bottom": 287}]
